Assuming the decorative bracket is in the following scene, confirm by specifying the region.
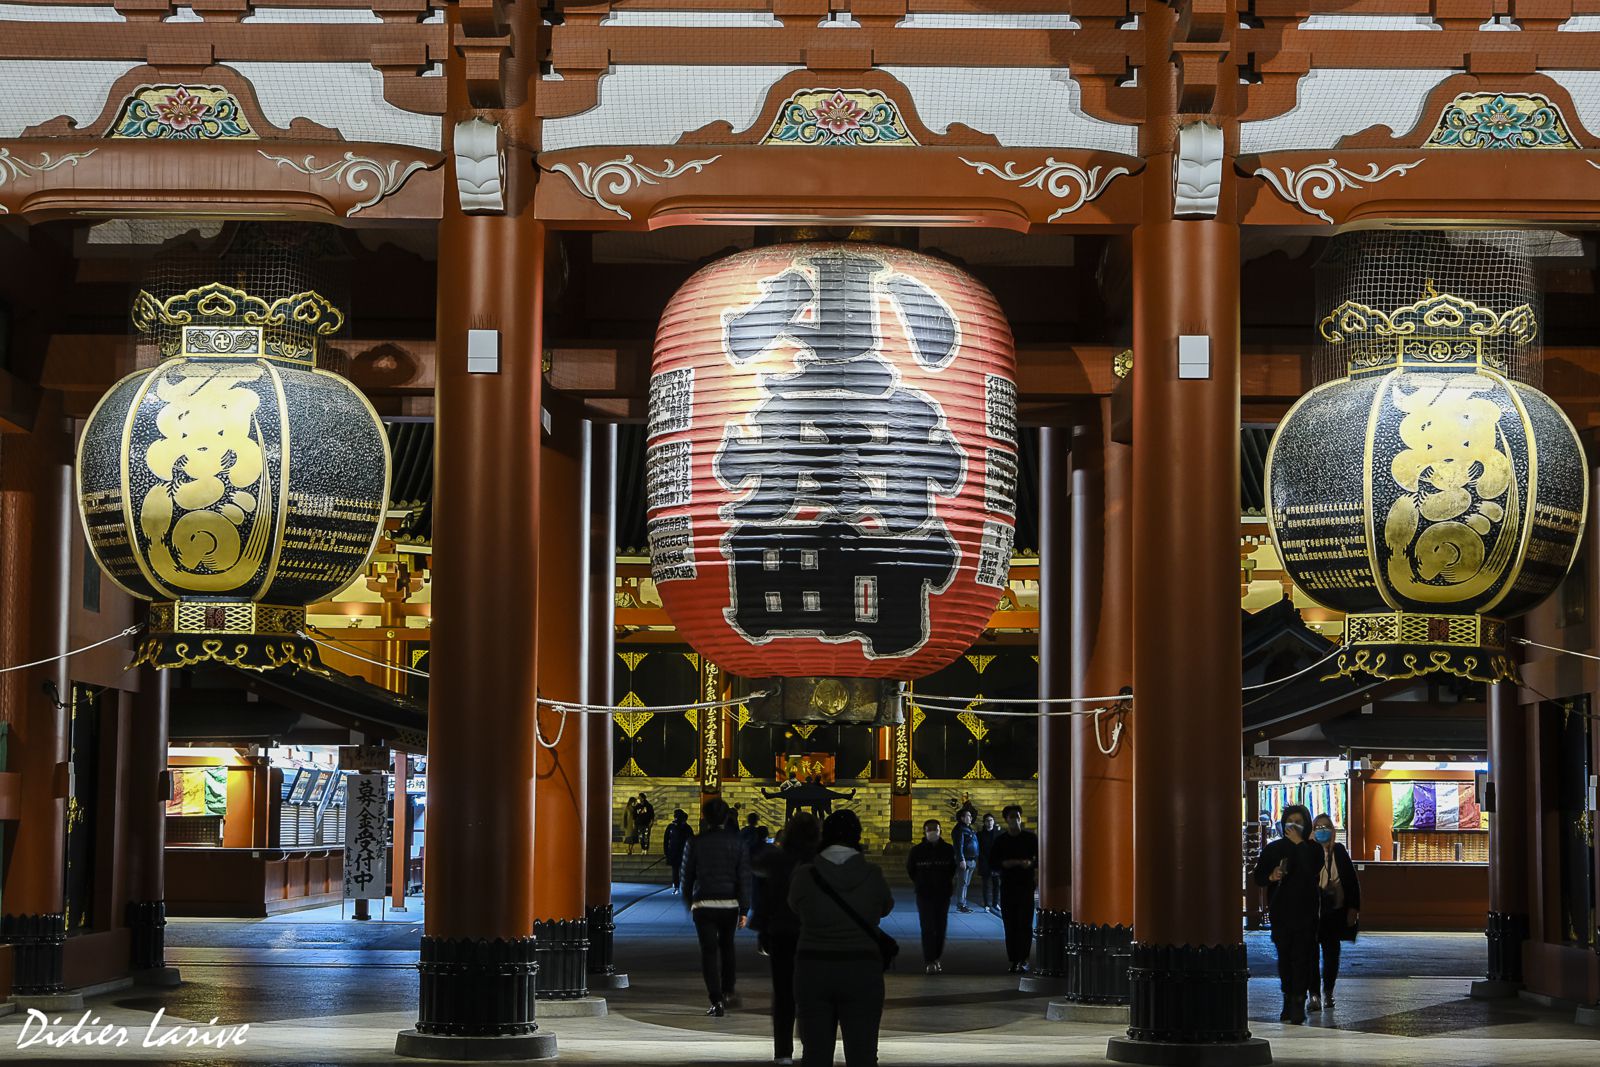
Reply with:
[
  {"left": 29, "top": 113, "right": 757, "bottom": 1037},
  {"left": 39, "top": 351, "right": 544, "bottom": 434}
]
[
  {"left": 1174, "top": 121, "right": 1224, "bottom": 218},
  {"left": 1254, "top": 159, "right": 1424, "bottom": 223},
  {"left": 0, "top": 148, "right": 97, "bottom": 214},
  {"left": 454, "top": 117, "right": 505, "bottom": 213}
]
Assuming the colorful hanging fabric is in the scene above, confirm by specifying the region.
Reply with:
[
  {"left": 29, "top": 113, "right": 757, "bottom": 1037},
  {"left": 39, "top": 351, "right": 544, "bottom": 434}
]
[{"left": 1392, "top": 783, "right": 1415, "bottom": 829}]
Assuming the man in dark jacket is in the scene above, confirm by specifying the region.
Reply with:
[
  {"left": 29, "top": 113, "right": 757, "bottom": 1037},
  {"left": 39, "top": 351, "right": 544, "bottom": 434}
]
[
  {"left": 663, "top": 809, "right": 693, "bottom": 894},
  {"left": 906, "top": 819, "right": 958, "bottom": 973},
  {"left": 682, "top": 797, "right": 752, "bottom": 1015},
  {"left": 739, "top": 812, "right": 767, "bottom": 853},
  {"left": 1252, "top": 803, "right": 1322, "bottom": 1023},
  {"left": 951, "top": 809, "right": 980, "bottom": 912},
  {"left": 987, "top": 804, "right": 1039, "bottom": 973},
  {"left": 975, "top": 813, "right": 1002, "bottom": 913}
]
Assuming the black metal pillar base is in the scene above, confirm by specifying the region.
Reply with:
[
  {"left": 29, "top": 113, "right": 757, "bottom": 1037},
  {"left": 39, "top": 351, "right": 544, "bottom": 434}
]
[
  {"left": 408, "top": 935, "right": 543, "bottom": 1040},
  {"left": 395, "top": 1030, "right": 558, "bottom": 1061},
  {"left": 1105, "top": 942, "right": 1269, "bottom": 1065},
  {"left": 533, "top": 918, "right": 589, "bottom": 1000},
  {"left": 1107, "top": 1036, "right": 1271, "bottom": 1066},
  {"left": 585, "top": 904, "right": 615, "bottom": 976},
  {"left": 127, "top": 899, "right": 167, "bottom": 973},
  {"left": 1482, "top": 910, "right": 1527, "bottom": 986},
  {"left": 0, "top": 913, "right": 66, "bottom": 996},
  {"left": 1065, "top": 921, "right": 1133, "bottom": 1005},
  {"left": 1029, "top": 908, "right": 1070, "bottom": 979}
]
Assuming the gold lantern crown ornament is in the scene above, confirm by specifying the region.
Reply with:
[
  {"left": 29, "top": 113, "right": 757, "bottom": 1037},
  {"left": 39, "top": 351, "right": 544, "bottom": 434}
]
[
  {"left": 77, "top": 281, "right": 392, "bottom": 672},
  {"left": 1265, "top": 231, "right": 1588, "bottom": 684}
]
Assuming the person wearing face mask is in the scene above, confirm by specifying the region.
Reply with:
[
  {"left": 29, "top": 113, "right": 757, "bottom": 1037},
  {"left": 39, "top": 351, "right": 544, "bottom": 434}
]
[
  {"left": 987, "top": 805, "right": 1039, "bottom": 974},
  {"left": 1252, "top": 803, "right": 1322, "bottom": 1023},
  {"left": 906, "top": 819, "right": 959, "bottom": 974},
  {"left": 1309, "top": 812, "right": 1360, "bottom": 1011}
]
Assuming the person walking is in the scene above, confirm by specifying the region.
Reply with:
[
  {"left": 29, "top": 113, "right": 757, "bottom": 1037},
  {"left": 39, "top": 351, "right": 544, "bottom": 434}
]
[
  {"left": 1309, "top": 812, "right": 1360, "bottom": 1011},
  {"left": 750, "top": 813, "right": 820, "bottom": 1067},
  {"left": 622, "top": 794, "right": 639, "bottom": 855},
  {"left": 1252, "top": 803, "right": 1322, "bottom": 1024},
  {"left": 987, "top": 805, "right": 1039, "bottom": 973},
  {"left": 951, "top": 809, "right": 979, "bottom": 912},
  {"left": 663, "top": 808, "right": 693, "bottom": 894},
  {"left": 789, "top": 810, "right": 894, "bottom": 1067},
  {"left": 635, "top": 793, "right": 656, "bottom": 852},
  {"left": 976, "top": 813, "right": 1002, "bottom": 913},
  {"left": 739, "top": 812, "right": 767, "bottom": 853},
  {"left": 906, "top": 818, "right": 958, "bottom": 973},
  {"left": 681, "top": 798, "right": 752, "bottom": 1016}
]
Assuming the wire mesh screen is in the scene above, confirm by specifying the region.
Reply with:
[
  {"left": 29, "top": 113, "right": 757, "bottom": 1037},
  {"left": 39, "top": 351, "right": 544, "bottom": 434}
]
[
  {"left": 1313, "top": 230, "right": 1545, "bottom": 388},
  {"left": 132, "top": 223, "right": 352, "bottom": 371}
]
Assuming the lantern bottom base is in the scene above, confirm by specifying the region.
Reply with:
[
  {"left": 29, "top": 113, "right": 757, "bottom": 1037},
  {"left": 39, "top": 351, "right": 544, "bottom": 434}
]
[
  {"left": 137, "top": 601, "right": 322, "bottom": 673},
  {"left": 1326, "top": 612, "right": 1515, "bottom": 685},
  {"left": 745, "top": 676, "right": 903, "bottom": 726}
]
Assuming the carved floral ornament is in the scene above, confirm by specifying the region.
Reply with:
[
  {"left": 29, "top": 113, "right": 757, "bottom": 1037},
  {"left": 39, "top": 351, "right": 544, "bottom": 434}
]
[
  {"left": 548, "top": 154, "right": 721, "bottom": 220},
  {"left": 1423, "top": 92, "right": 1579, "bottom": 150},
  {"left": 258, "top": 150, "right": 432, "bottom": 217},
  {"left": 110, "top": 86, "right": 256, "bottom": 141},
  {"left": 761, "top": 89, "right": 917, "bottom": 147}
]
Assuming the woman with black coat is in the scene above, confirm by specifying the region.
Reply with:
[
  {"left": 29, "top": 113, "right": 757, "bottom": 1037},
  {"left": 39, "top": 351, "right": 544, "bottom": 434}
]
[
  {"left": 1309, "top": 812, "right": 1361, "bottom": 1011},
  {"left": 750, "top": 813, "right": 820, "bottom": 1067},
  {"left": 1251, "top": 803, "right": 1322, "bottom": 1024}
]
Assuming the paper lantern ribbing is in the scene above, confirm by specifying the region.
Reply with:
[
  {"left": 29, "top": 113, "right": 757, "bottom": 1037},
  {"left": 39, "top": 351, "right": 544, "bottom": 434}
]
[
  {"left": 77, "top": 282, "right": 391, "bottom": 672},
  {"left": 646, "top": 243, "right": 1017, "bottom": 720},
  {"left": 1265, "top": 243, "right": 1587, "bottom": 683}
]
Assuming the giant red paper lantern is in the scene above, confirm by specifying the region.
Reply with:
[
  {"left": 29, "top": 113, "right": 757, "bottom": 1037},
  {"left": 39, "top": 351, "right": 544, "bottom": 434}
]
[{"left": 646, "top": 242, "right": 1017, "bottom": 705}]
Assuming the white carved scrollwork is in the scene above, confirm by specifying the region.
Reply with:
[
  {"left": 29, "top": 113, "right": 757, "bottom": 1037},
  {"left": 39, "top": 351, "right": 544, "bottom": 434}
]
[
  {"left": 1254, "top": 158, "right": 1424, "bottom": 223},
  {"left": 258, "top": 150, "right": 431, "bottom": 217},
  {"left": 454, "top": 117, "right": 505, "bottom": 213},
  {"left": 1173, "top": 122, "right": 1224, "bottom": 218},
  {"left": 0, "top": 147, "right": 97, "bottom": 214},
  {"left": 547, "top": 154, "right": 722, "bottom": 220},
  {"left": 957, "top": 156, "right": 1131, "bottom": 221}
]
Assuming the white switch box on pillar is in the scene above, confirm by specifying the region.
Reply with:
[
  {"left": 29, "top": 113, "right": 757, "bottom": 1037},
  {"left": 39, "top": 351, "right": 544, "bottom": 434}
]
[{"left": 1177, "top": 335, "right": 1211, "bottom": 380}]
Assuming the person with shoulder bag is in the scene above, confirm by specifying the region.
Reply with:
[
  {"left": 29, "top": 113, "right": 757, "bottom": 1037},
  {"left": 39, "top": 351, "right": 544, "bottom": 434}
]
[
  {"left": 1309, "top": 812, "right": 1361, "bottom": 1011},
  {"left": 787, "top": 810, "right": 895, "bottom": 1067},
  {"left": 1252, "top": 803, "right": 1322, "bottom": 1024}
]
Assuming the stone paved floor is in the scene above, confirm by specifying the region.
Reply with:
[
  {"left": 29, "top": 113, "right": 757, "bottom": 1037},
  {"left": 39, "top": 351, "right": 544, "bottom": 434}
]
[{"left": 2, "top": 884, "right": 1595, "bottom": 1064}]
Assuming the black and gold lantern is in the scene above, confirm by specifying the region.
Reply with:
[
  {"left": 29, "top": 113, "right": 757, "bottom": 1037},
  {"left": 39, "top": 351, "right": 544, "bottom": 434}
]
[
  {"left": 76, "top": 282, "right": 391, "bottom": 671},
  {"left": 1265, "top": 232, "right": 1587, "bottom": 683}
]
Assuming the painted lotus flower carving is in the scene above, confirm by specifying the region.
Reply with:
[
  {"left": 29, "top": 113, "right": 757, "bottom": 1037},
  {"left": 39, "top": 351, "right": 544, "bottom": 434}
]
[
  {"left": 156, "top": 88, "right": 207, "bottom": 132},
  {"left": 812, "top": 92, "right": 868, "bottom": 136}
]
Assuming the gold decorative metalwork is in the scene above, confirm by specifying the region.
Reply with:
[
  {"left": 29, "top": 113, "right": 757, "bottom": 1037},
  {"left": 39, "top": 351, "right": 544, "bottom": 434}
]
[
  {"left": 131, "top": 635, "right": 324, "bottom": 674},
  {"left": 1326, "top": 611, "right": 1515, "bottom": 684},
  {"left": 683, "top": 652, "right": 700, "bottom": 671},
  {"left": 790, "top": 722, "right": 819, "bottom": 740},
  {"left": 131, "top": 282, "right": 345, "bottom": 366},
  {"left": 617, "top": 757, "right": 648, "bottom": 777},
  {"left": 1318, "top": 281, "right": 1537, "bottom": 374},
  {"left": 965, "top": 653, "right": 995, "bottom": 674},
  {"left": 962, "top": 759, "right": 996, "bottom": 781},
  {"left": 150, "top": 601, "right": 304, "bottom": 636},
  {"left": 613, "top": 691, "right": 654, "bottom": 739},
  {"left": 619, "top": 651, "right": 647, "bottom": 672},
  {"left": 1113, "top": 349, "right": 1133, "bottom": 379},
  {"left": 957, "top": 708, "right": 991, "bottom": 741}
]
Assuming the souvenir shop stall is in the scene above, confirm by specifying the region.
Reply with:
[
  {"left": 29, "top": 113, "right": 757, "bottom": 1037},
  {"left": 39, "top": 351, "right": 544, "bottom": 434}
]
[{"left": 165, "top": 746, "right": 347, "bottom": 918}]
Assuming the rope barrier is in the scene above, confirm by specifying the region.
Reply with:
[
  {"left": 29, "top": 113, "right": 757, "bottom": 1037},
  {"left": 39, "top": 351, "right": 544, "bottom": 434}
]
[{"left": 0, "top": 624, "right": 143, "bottom": 674}]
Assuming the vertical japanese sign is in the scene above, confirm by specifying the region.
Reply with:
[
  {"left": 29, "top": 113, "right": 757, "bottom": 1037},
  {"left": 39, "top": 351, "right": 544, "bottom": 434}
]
[
  {"left": 891, "top": 718, "right": 912, "bottom": 796},
  {"left": 699, "top": 660, "right": 722, "bottom": 794},
  {"left": 343, "top": 772, "right": 387, "bottom": 900}
]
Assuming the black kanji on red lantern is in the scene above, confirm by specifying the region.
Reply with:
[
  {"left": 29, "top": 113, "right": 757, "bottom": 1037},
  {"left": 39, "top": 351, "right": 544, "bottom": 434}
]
[{"left": 714, "top": 250, "right": 965, "bottom": 658}]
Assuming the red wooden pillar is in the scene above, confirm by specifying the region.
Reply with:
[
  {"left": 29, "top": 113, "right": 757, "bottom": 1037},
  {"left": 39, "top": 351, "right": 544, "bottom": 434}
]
[
  {"left": 1108, "top": 5, "right": 1264, "bottom": 1054},
  {"left": 0, "top": 395, "right": 74, "bottom": 1001},
  {"left": 1029, "top": 424, "right": 1072, "bottom": 990},
  {"left": 534, "top": 403, "right": 593, "bottom": 1001},
  {"left": 584, "top": 421, "right": 624, "bottom": 986},
  {"left": 125, "top": 667, "right": 178, "bottom": 983},
  {"left": 396, "top": 2, "right": 553, "bottom": 1051},
  {"left": 1473, "top": 678, "right": 1529, "bottom": 997},
  {"left": 1059, "top": 402, "right": 1135, "bottom": 1012}
]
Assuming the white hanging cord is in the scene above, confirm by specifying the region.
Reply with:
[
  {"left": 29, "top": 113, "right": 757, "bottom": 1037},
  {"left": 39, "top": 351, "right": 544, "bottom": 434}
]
[
  {"left": 1515, "top": 637, "right": 1600, "bottom": 664},
  {"left": 1093, "top": 704, "right": 1127, "bottom": 756},
  {"left": 535, "top": 705, "right": 567, "bottom": 749},
  {"left": 534, "top": 692, "right": 767, "bottom": 714},
  {"left": 0, "top": 624, "right": 143, "bottom": 674},
  {"left": 1242, "top": 642, "right": 1349, "bottom": 700},
  {"left": 300, "top": 631, "right": 431, "bottom": 677},
  {"left": 910, "top": 691, "right": 1133, "bottom": 708},
  {"left": 906, "top": 698, "right": 1124, "bottom": 719}
]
